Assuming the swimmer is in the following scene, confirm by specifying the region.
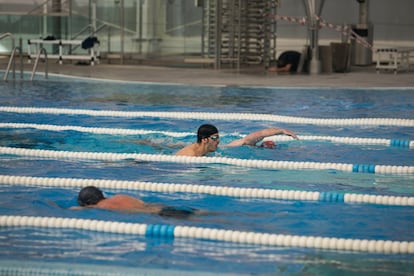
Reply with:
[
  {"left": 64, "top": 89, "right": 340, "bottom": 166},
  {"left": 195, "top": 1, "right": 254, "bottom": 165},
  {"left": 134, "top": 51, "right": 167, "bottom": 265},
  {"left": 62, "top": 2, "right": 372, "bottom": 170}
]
[
  {"left": 71, "top": 186, "right": 204, "bottom": 219},
  {"left": 175, "top": 124, "right": 298, "bottom": 157},
  {"left": 268, "top": 50, "right": 303, "bottom": 73}
]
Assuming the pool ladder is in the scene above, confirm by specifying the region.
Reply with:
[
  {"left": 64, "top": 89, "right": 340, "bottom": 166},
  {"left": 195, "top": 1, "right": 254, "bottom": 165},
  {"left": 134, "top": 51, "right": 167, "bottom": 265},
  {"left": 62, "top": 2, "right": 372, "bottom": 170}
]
[
  {"left": 1, "top": 32, "right": 48, "bottom": 81},
  {"left": 30, "top": 48, "right": 48, "bottom": 81}
]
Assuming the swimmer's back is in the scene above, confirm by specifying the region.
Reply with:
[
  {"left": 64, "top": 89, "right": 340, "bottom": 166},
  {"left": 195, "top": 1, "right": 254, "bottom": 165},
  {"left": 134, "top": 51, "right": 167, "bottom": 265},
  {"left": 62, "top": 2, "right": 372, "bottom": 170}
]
[{"left": 96, "top": 195, "right": 145, "bottom": 210}]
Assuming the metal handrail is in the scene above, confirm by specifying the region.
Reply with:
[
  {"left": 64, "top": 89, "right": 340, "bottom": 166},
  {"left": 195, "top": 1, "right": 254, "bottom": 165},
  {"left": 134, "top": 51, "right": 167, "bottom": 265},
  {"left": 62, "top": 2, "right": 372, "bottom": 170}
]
[
  {"left": 71, "top": 24, "right": 94, "bottom": 40},
  {"left": 94, "top": 23, "right": 110, "bottom": 36},
  {"left": 0, "top": 33, "right": 14, "bottom": 47},
  {"left": 71, "top": 23, "right": 109, "bottom": 40},
  {"left": 31, "top": 48, "right": 48, "bottom": 81},
  {"left": 4, "top": 46, "right": 23, "bottom": 81},
  {"left": 1, "top": 33, "right": 23, "bottom": 81},
  {"left": 27, "top": 0, "right": 70, "bottom": 16}
]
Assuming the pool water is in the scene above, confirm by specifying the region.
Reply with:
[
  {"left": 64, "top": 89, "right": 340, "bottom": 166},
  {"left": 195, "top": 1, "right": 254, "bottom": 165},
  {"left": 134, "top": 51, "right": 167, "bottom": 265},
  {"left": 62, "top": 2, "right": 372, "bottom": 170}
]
[{"left": 0, "top": 76, "right": 413, "bottom": 275}]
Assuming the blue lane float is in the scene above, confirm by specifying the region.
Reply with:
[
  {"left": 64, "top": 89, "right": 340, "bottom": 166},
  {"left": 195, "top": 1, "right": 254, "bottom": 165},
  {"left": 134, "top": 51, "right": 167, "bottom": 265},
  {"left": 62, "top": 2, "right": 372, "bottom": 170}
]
[
  {"left": 318, "top": 192, "right": 345, "bottom": 203},
  {"left": 146, "top": 224, "right": 175, "bottom": 238},
  {"left": 352, "top": 164, "right": 376, "bottom": 173},
  {"left": 390, "top": 139, "right": 411, "bottom": 148}
]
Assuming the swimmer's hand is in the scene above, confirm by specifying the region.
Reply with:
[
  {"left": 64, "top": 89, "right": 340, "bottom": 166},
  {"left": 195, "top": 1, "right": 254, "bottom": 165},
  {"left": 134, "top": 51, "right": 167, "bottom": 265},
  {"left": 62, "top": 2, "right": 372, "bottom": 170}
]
[
  {"left": 282, "top": 129, "right": 299, "bottom": 140},
  {"left": 238, "top": 128, "right": 299, "bottom": 146}
]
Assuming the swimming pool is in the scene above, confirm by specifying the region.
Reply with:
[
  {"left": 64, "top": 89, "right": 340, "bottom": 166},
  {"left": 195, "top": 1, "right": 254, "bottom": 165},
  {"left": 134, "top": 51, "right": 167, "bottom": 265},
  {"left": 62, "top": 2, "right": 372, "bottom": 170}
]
[{"left": 0, "top": 74, "right": 413, "bottom": 275}]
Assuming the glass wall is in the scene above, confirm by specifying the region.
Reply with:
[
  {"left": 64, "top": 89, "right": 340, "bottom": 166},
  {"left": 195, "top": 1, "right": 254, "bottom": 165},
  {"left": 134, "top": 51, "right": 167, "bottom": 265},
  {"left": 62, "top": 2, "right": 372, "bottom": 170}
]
[
  {"left": 0, "top": 0, "right": 203, "bottom": 63},
  {"left": 2, "top": 0, "right": 413, "bottom": 64}
]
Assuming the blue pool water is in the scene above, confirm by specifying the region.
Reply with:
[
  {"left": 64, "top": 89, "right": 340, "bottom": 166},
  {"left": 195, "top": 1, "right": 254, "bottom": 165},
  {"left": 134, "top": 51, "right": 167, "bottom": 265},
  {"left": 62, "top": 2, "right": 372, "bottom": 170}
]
[{"left": 0, "top": 75, "right": 413, "bottom": 275}]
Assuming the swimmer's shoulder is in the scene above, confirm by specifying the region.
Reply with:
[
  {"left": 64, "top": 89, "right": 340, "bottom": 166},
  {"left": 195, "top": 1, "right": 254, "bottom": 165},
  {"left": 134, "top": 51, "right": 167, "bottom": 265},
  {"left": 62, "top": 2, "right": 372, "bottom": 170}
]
[{"left": 176, "top": 144, "right": 197, "bottom": 156}]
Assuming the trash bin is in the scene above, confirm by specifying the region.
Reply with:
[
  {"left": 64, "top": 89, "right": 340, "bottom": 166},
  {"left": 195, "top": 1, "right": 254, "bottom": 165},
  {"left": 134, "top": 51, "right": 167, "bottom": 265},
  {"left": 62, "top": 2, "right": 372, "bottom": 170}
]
[
  {"left": 351, "top": 24, "right": 373, "bottom": 66},
  {"left": 331, "top": 42, "right": 351, "bottom": 73},
  {"left": 319, "top": 45, "right": 332, "bottom": 73}
]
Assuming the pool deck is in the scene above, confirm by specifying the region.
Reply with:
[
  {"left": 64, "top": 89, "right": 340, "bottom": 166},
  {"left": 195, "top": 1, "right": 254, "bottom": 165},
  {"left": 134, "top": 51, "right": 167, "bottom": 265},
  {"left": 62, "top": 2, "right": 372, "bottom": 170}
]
[
  {"left": 3, "top": 59, "right": 414, "bottom": 88},
  {"left": 49, "top": 62, "right": 414, "bottom": 88}
]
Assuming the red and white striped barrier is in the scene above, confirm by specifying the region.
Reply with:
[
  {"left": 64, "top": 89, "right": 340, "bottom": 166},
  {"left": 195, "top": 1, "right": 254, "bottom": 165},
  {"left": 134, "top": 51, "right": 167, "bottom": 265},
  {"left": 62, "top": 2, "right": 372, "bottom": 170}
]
[{"left": 271, "top": 14, "right": 373, "bottom": 50}]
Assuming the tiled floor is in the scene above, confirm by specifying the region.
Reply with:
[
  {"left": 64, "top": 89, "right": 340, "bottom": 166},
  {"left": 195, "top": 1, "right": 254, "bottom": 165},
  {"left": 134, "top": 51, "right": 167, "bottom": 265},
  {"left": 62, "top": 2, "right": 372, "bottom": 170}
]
[
  {"left": 3, "top": 59, "right": 414, "bottom": 87},
  {"left": 49, "top": 63, "right": 414, "bottom": 88}
]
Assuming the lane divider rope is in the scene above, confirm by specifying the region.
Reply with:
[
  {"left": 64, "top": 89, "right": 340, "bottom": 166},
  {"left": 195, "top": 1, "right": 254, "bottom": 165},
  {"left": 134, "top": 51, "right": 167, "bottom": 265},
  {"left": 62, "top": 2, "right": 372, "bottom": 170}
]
[
  {"left": 0, "top": 215, "right": 412, "bottom": 254},
  {"left": 1, "top": 122, "right": 413, "bottom": 148},
  {"left": 1, "top": 106, "right": 413, "bottom": 127},
  {"left": 1, "top": 146, "right": 413, "bottom": 174},
  {"left": 0, "top": 122, "right": 193, "bottom": 137},
  {"left": 1, "top": 175, "right": 412, "bottom": 206},
  {"left": 264, "top": 135, "right": 413, "bottom": 148}
]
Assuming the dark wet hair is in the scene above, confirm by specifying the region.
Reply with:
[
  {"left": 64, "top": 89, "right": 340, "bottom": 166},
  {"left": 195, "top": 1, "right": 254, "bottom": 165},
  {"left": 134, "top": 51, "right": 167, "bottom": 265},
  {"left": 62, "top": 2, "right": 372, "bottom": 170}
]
[
  {"left": 197, "top": 124, "right": 218, "bottom": 143},
  {"left": 277, "top": 59, "right": 288, "bottom": 68},
  {"left": 77, "top": 186, "right": 105, "bottom": 206}
]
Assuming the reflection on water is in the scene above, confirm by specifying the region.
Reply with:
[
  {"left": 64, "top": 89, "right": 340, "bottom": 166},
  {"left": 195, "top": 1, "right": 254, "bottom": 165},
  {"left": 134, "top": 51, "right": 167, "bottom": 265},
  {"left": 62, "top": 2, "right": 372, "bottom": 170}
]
[
  {"left": 1, "top": 228, "right": 413, "bottom": 275},
  {"left": 2, "top": 80, "right": 414, "bottom": 118}
]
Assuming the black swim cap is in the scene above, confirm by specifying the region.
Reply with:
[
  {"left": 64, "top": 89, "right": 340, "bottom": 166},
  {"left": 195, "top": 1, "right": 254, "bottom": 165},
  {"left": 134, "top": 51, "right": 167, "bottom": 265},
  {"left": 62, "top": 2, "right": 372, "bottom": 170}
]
[
  {"left": 277, "top": 59, "right": 288, "bottom": 68},
  {"left": 197, "top": 124, "right": 218, "bottom": 143},
  {"left": 77, "top": 186, "right": 105, "bottom": 206}
]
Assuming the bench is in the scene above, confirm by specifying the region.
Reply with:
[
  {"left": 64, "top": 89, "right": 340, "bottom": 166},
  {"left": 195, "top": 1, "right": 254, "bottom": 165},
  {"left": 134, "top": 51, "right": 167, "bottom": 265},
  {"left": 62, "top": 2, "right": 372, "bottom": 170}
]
[
  {"left": 376, "top": 47, "right": 414, "bottom": 74},
  {"left": 28, "top": 38, "right": 100, "bottom": 66}
]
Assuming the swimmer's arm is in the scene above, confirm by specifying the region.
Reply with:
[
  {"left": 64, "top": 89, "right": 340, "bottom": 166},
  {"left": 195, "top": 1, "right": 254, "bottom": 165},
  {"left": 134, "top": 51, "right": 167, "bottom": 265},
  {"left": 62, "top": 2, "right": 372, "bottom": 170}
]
[
  {"left": 68, "top": 206, "right": 84, "bottom": 210},
  {"left": 240, "top": 128, "right": 299, "bottom": 146},
  {"left": 46, "top": 200, "right": 91, "bottom": 211},
  {"left": 268, "top": 64, "right": 291, "bottom": 73},
  {"left": 224, "top": 138, "right": 246, "bottom": 147},
  {"left": 68, "top": 205, "right": 97, "bottom": 210},
  {"left": 67, "top": 205, "right": 156, "bottom": 213},
  {"left": 69, "top": 203, "right": 163, "bottom": 214},
  {"left": 125, "top": 139, "right": 166, "bottom": 150}
]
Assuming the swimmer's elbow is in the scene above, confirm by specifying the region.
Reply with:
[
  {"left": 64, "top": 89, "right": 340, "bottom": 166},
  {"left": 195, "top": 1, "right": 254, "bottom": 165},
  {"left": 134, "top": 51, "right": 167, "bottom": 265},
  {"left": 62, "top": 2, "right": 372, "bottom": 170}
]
[
  {"left": 226, "top": 139, "right": 246, "bottom": 147},
  {"left": 69, "top": 206, "right": 84, "bottom": 210}
]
